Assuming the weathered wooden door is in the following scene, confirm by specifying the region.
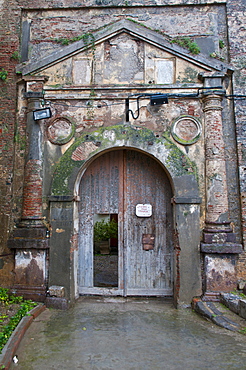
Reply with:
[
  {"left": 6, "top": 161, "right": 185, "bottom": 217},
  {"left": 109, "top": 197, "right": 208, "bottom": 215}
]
[{"left": 78, "top": 149, "right": 173, "bottom": 296}]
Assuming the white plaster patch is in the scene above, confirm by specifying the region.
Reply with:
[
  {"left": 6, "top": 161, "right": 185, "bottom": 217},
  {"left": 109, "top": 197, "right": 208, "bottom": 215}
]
[
  {"left": 189, "top": 205, "right": 196, "bottom": 213},
  {"left": 61, "top": 137, "right": 75, "bottom": 155},
  {"left": 15, "top": 251, "right": 46, "bottom": 271},
  {"left": 155, "top": 59, "right": 174, "bottom": 84},
  {"left": 206, "top": 256, "right": 236, "bottom": 274},
  {"left": 103, "top": 130, "right": 116, "bottom": 141},
  {"left": 73, "top": 58, "right": 92, "bottom": 85}
]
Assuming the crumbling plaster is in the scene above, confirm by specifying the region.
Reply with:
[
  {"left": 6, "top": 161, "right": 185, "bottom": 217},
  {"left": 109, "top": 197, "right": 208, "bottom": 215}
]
[{"left": 1, "top": 0, "right": 244, "bottom": 303}]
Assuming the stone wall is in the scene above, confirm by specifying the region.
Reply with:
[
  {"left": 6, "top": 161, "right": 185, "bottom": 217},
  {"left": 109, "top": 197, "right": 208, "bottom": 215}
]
[{"left": 0, "top": 0, "right": 245, "bottom": 292}]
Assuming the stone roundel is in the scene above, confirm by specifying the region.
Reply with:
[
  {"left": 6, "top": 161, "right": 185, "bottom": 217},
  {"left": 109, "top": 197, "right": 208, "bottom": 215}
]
[
  {"left": 171, "top": 115, "right": 201, "bottom": 145},
  {"left": 47, "top": 117, "right": 75, "bottom": 145}
]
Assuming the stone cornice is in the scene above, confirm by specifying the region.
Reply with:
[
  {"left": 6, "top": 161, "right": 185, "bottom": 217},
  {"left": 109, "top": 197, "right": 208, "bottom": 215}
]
[{"left": 17, "top": 0, "right": 227, "bottom": 10}]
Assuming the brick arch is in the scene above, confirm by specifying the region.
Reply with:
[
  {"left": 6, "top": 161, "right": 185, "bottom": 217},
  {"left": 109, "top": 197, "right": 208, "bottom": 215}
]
[{"left": 50, "top": 124, "right": 199, "bottom": 199}]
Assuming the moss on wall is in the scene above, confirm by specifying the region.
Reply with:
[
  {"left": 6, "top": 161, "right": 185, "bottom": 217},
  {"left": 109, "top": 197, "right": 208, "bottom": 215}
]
[{"left": 51, "top": 125, "right": 198, "bottom": 195}]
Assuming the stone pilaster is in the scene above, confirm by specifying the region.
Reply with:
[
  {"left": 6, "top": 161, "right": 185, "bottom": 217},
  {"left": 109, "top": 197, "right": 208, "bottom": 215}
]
[
  {"left": 199, "top": 73, "right": 242, "bottom": 300},
  {"left": 8, "top": 77, "right": 49, "bottom": 302},
  {"left": 202, "top": 92, "right": 235, "bottom": 242},
  {"left": 21, "top": 95, "right": 44, "bottom": 226}
]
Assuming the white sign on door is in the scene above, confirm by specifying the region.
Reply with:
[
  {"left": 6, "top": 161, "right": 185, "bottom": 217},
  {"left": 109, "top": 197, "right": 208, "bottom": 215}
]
[{"left": 136, "top": 204, "right": 152, "bottom": 217}]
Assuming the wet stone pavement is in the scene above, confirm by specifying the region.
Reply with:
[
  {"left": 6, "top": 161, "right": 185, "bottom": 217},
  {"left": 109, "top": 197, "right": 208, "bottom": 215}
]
[{"left": 10, "top": 297, "right": 246, "bottom": 370}]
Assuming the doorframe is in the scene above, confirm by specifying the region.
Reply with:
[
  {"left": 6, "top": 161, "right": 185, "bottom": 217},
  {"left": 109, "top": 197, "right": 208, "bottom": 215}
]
[
  {"left": 77, "top": 148, "right": 174, "bottom": 297},
  {"left": 49, "top": 125, "right": 202, "bottom": 307}
]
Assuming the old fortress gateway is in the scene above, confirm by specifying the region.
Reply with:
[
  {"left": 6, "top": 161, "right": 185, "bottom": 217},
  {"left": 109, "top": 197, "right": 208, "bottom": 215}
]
[{"left": 1, "top": 0, "right": 245, "bottom": 308}]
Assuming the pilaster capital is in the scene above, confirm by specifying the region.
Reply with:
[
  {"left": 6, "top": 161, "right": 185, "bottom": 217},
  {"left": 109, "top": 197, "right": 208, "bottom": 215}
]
[
  {"left": 201, "top": 93, "right": 224, "bottom": 112},
  {"left": 21, "top": 75, "right": 49, "bottom": 83},
  {"left": 198, "top": 71, "right": 226, "bottom": 86},
  {"left": 199, "top": 72, "right": 226, "bottom": 110},
  {"left": 23, "top": 92, "right": 45, "bottom": 111},
  {"left": 21, "top": 75, "right": 49, "bottom": 107}
]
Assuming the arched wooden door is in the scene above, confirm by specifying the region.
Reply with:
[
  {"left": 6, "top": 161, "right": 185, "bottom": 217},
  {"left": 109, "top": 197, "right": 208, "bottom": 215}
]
[{"left": 78, "top": 149, "right": 173, "bottom": 296}]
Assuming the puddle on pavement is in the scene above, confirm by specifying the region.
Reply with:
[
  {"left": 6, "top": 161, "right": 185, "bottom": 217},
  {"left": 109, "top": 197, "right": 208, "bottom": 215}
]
[{"left": 10, "top": 297, "right": 246, "bottom": 370}]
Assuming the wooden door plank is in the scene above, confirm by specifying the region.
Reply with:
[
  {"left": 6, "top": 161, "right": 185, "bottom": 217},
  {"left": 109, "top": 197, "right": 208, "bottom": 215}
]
[
  {"left": 79, "top": 151, "right": 121, "bottom": 293},
  {"left": 124, "top": 150, "right": 173, "bottom": 294}
]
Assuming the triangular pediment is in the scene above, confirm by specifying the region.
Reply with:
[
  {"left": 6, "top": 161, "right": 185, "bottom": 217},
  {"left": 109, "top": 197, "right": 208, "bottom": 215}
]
[{"left": 17, "top": 19, "right": 233, "bottom": 84}]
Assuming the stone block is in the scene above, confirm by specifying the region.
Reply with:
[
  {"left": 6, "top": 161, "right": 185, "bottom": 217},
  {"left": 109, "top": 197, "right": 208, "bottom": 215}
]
[
  {"left": 48, "top": 285, "right": 65, "bottom": 298},
  {"left": 45, "top": 297, "right": 69, "bottom": 310},
  {"left": 220, "top": 293, "right": 240, "bottom": 314},
  {"left": 239, "top": 299, "right": 246, "bottom": 319},
  {"left": 204, "top": 255, "right": 238, "bottom": 293},
  {"left": 194, "top": 37, "right": 215, "bottom": 55}
]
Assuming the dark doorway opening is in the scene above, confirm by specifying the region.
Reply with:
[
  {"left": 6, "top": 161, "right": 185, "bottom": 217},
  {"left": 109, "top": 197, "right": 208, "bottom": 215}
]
[{"left": 93, "top": 214, "right": 118, "bottom": 287}]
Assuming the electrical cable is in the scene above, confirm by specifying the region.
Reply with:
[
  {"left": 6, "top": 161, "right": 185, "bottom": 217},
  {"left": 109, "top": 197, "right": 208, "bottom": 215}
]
[
  {"left": 43, "top": 87, "right": 246, "bottom": 114},
  {"left": 225, "top": 95, "right": 246, "bottom": 100}
]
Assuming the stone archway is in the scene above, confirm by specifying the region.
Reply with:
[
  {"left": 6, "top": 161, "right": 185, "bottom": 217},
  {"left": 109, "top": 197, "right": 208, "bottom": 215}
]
[{"left": 49, "top": 125, "right": 202, "bottom": 306}]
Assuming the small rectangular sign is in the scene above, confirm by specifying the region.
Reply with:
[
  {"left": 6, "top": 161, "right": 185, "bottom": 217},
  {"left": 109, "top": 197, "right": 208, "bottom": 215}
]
[{"left": 136, "top": 204, "right": 152, "bottom": 217}]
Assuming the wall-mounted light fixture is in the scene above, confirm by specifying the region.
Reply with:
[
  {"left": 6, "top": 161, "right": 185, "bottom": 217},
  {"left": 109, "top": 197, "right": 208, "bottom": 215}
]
[
  {"left": 125, "top": 87, "right": 224, "bottom": 122},
  {"left": 33, "top": 107, "right": 52, "bottom": 121},
  {"left": 150, "top": 94, "right": 168, "bottom": 106},
  {"left": 126, "top": 93, "right": 168, "bottom": 122}
]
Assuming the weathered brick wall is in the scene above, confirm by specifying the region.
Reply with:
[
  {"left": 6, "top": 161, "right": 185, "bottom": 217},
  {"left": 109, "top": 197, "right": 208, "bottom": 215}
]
[
  {"left": 0, "top": 1, "right": 21, "bottom": 286},
  {"left": 227, "top": 0, "right": 246, "bottom": 281}
]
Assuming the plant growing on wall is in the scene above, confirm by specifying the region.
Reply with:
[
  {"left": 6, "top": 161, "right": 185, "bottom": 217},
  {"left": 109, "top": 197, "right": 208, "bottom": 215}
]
[
  {"left": 219, "top": 40, "right": 225, "bottom": 49},
  {"left": 11, "top": 51, "right": 20, "bottom": 61},
  {"left": 55, "top": 32, "right": 95, "bottom": 50},
  {"left": 209, "top": 52, "right": 225, "bottom": 61},
  {"left": 0, "top": 68, "right": 8, "bottom": 81},
  {"left": 171, "top": 37, "right": 200, "bottom": 55}
]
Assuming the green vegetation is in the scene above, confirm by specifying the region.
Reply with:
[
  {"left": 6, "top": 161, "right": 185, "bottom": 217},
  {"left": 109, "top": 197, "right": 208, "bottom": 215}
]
[
  {"left": 171, "top": 37, "right": 200, "bottom": 55},
  {"left": 0, "top": 68, "right": 8, "bottom": 81},
  {"left": 55, "top": 32, "right": 95, "bottom": 48},
  {"left": 94, "top": 219, "right": 118, "bottom": 242},
  {"left": 11, "top": 51, "right": 20, "bottom": 61},
  {"left": 230, "top": 290, "right": 246, "bottom": 299},
  {"left": 239, "top": 327, "right": 246, "bottom": 335},
  {"left": 210, "top": 52, "right": 224, "bottom": 61},
  {"left": 51, "top": 125, "right": 198, "bottom": 196},
  {"left": 219, "top": 40, "right": 225, "bottom": 49},
  {"left": 0, "top": 288, "right": 37, "bottom": 353}
]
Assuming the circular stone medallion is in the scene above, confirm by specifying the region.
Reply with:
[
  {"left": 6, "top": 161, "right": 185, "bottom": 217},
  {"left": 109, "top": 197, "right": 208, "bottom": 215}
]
[
  {"left": 47, "top": 117, "right": 74, "bottom": 145},
  {"left": 171, "top": 116, "right": 201, "bottom": 145}
]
